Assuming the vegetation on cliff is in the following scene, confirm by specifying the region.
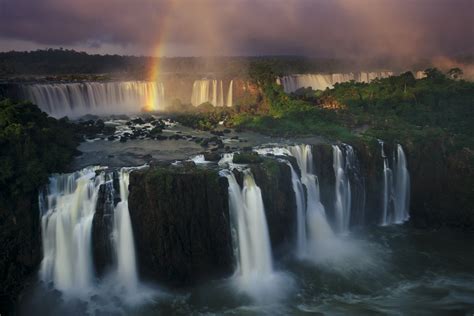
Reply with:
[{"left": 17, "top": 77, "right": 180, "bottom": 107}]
[
  {"left": 0, "top": 98, "right": 80, "bottom": 205},
  {"left": 0, "top": 98, "right": 81, "bottom": 309}
]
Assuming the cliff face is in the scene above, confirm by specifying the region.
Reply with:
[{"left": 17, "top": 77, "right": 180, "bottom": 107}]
[
  {"left": 0, "top": 197, "right": 41, "bottom": 313},
  {"left": 407, "top": 143, "right": 474, "bottom": 229},
  {"left": 127, "top": 163, "right": 233, "bottom": 286}
]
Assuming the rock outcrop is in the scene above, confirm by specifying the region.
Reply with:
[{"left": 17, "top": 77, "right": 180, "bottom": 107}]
[{"left": 128, "top": 163, "right": 233, "bottom": 286}]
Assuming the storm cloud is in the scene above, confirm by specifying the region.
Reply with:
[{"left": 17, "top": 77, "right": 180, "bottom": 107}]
[{"left": 0, "top": 0, "right": 472, "bottom": 59}]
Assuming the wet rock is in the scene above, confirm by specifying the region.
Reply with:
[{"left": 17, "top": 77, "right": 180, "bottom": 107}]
[
  {"left": 233, "top": 152, "right": 263, "bottom": 164},
  {"left": 128, "top": 165, "right": 233, "bottom": 287},
  {"left": 204, "top": 152, "right": 221, "bottom": 162}
]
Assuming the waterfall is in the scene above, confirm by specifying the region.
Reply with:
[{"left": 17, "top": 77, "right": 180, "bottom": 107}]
[
  {"left": 332, "top": 145, "right": 352, "bottom": 234},
  {"left": 224, "top": 170, "right": 273, "bottom": 282},
  {"left": 286, "top": 162, "right": 307, "bottom": 256},
  {"left": 22, "top": 81, "right": 165, "bottom": 118},
  {"left": 393, "top": 145, "right": 410, "bottom": 223},
  {"left": 226, "top": 80, "right": 233, "bottom": 107},
  {"left": 113, "top": 168, "right": 139, "bottom": 291},
  {"left": 39, "top": 168, "right": 103, "bottom": 295},
  {"left": 191, "top": 79, "right": 233, "bottom": 107},
  {"left": 379, "top": 140, "right": 393, "bottom": 226},
  {"left": 39, "top": 167, "right": 140, "bottom": 297},
  {"left": 279, "top": 71, "right": 393, "bottom": 93},
  {"left": 379, "top": 142, "right": 410, "bottom": 225},
  {"left": 288, "top": 145, "right": 333, "bottom": 256}
]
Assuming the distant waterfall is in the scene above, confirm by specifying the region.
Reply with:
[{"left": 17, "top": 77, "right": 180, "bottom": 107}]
[
  {"left": 279, "top": 71, "right": 393, "bottom": 93},
  {"left": 39, "top": 167, "right": 140, "bottom": 297},
  {"left": 226, "top": 80, "right": 233, "bottom": 107},
  {"left": 379, "top": 142, "right": 410, "bottom": 225},
  {"left": 191, "top": 79, "right": 233, "bottom": 107},
  {"left": 288, "top": 145, "right": 334, "bottom": 257},
  {"left": 22, "top": 81, "right": 165, "bottom": 118},
  {"left": 224, "top": 170, "right": 273, "bottom": 282}
]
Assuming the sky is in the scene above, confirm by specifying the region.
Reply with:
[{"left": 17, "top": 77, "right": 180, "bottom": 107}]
[{"left": 0, "top": 0, "right": 473, "bottom": 60}]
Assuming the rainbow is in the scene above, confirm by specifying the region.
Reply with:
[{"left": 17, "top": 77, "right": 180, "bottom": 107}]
[{"left": 145, "top": 1, "right": 177, "bottom": 111}]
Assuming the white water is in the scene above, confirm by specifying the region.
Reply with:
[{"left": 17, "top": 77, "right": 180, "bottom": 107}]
[
  {"left": 379, "top": 142, "right": 410, "bottom": 225},
  {"left": 288, "top": 145, "right": 334, "bottom": 257},
  {"left": 332, "top": 145, "right": 352, "bottom": 234},
  {"left": 278, "top": 71, "right": 393, "bottom": 93},
  {"left": 392, "top": 145, "right": 410, "bottom": 223},
  {"left": 225, "top": 170, "right": 273, "bottom": 279},
  {"left": 39, "top": 167, "right": 103, "bottom": 295},
  {"left": 22, "top": 81, "right": 165, "bottom": 118},
  {"left": 191, "top": 79, "right": 233, "bottom": 107},
  {"left": 223, "top": 170, "right": 293, "bottom": 301},
  {"left": 287, "top": 162, "right": 307, "bottom": 255},
  {"left": 39, "top": 167, "right": 143, "bottom": 301},
  {"left": 113, "top": 168, "right": 139, "bottom": 292}
]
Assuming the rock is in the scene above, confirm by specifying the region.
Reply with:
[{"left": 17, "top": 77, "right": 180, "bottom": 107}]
[
  {"left": 233, "top": 152, "right": 262, "bottom": 164},
  {"left": 119, "top": 137, "right": 127, "bottom": 143},
  {"left": 92, "top": 179, "right": 118, "bottom": 277},
  {"left": 131, "top": 118, "right": 145, "bottom": 125},
  {"left": 223, "top": 129, "right": 231, "bottom": 134},
  {"left": 204, "top": 152, "right": 221, "bottom": 162},
  {"left": 127, "top": 165, "right": 233, "bottom": 287}
]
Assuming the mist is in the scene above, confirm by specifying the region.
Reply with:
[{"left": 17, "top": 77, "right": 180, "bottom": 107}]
[{"left": 0, "top": 0, "right": 472, "bottom": 62}]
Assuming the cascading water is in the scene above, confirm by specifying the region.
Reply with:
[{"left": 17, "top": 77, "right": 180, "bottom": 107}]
[
  {"left": 113, "top": 168, "right": 139, "bottom": 292},
  {"left": 279, "top": 71, "right": 393, "bottom": 93},
  {"left": 288, "top": 145, "right": 334, "bottom": 257},
  {"left": 22, "top": 81, "right": 165, "bottom": 118},
  {"left": 392, "top": 145, "right": 410, "bottom": 223},
  {"left": 225, "top": 170, "right": 273, "bottom": 281},
  {"left": 191, "top": 79, "right": 233, "bottom": 107},
  {"left": 379, "top": 142, "right": 410, "bottom": 225},
  {"left": 226, "top": 80, "right": 233, "bottom": 107},
  {"left": 379, "top": 140, "right": 393, "bottom": 226},
  {"left": 39, "top": 168, "right": 103, "bottom": 295},
  {"left": 222, "top": 169, "right": 294, "bottom": 301},
  {"left": 286, "top": 162, "right": 307, "bottom": 256},
  {"left": 332, "top": 145, "right": 352, "bottom": 234},
  {"left": 39, "top": 167, "right": 142, "bottom": 299}
]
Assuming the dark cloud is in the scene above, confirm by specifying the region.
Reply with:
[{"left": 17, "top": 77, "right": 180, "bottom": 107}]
[{"left": 0, "top": 0, "right": 472, "bottom": 58}]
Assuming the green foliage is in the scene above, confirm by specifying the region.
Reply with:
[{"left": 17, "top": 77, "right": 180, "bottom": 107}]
[
  {"left": 231, "top": 68, "right": 474, "bottom": 149},
  {"left": 173, "top": 107, "right": 234, "bottom": 131},
  {"left": 0, "top": 99, "right": 80, "bottom": 207}
]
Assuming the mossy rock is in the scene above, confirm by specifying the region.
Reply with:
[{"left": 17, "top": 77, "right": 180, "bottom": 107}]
[{"left": 233, "top": 152, "right": 263, "bottom": 164}]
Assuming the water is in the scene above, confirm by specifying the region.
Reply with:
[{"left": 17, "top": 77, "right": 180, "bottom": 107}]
[
  {"left": 114, "top": 168, "right": 139, "bottom": 293},
  {"left": 22, "top": 81, "right": 165, "bottom": 118},
  {"left": 39, "top": 167, "right": 102, "bottom": 296},
  {"left": 191, "top": 79, "right": 233, "bottom": 107},
  {"left": 278, "top": 71, "right": 393, "bottom": 93},
  {"left": 288, "top": 145, "right": 334, "bottom": 258},
  {"left": 37, "top": 167, "right": 154, "bottom": 310},
  {"left": 225, "top": 170, "right": 288, "bottom": 301},
  {"left": 393, "top": 144, "right": 410, "bottom": 223},
  {"left": 380, "top": 142, "right": 410, "bottom": 225},
  {"left": 333, "top": 145, "right": 352, "bottom": 234}
]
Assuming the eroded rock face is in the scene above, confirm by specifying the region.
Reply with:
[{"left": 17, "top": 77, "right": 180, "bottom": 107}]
[
  {"left": 407, "top": 142, "right": 474, "bottom": 229},
  {"left": 128, "top": 164, "right": 233, "bottom": 287},
  {"left": 0, "top": 197, "right": 41, "bottom": 313}
]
